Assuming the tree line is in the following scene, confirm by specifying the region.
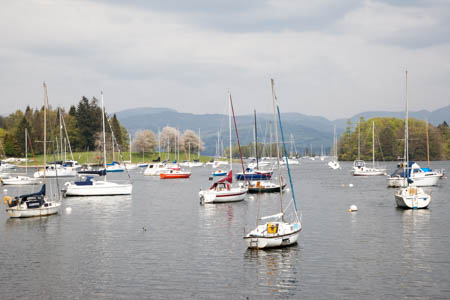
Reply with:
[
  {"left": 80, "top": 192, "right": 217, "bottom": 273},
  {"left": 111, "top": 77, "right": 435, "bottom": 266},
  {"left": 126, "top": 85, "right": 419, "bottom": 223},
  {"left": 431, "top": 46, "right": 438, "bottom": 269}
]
[
  {"left": 337, "top": 117, "right": 449, "bottom": 161},
  {"left": 0, "top": 97, "right": 129, "bottom": 158}
]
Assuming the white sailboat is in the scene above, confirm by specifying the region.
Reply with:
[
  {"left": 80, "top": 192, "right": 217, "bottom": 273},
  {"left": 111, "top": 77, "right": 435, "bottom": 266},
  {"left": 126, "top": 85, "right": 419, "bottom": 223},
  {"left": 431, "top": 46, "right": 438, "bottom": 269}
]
[
  {"left": 199, "top": 93, "right": 248, "bottom": 204},
  {"left": 3, "top": 82, "right": 61, "bottom": 217},
  {"left": 63, "top": 92, "right": 132, "bottom": 196},
  {"left": 244, "top": 79, "right": 302, "bottom": 249},
  {"left": 394, "top": 71, "right": 431, "bottom": 209},
  {"left": 328, "top": 125, "right": 341, "bottom": 170},
  {"left": 2, "top": 128, "right": 40, "bottom": 185},
  {"left": 352, "top": 121, "right": 386, "bottom": 176}
]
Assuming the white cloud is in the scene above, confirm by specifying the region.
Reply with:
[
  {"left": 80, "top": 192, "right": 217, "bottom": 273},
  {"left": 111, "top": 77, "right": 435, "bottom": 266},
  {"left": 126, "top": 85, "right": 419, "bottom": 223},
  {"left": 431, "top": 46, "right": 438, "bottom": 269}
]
[{"left": 0, "top": 0, "right": 448, "bottom": 119}]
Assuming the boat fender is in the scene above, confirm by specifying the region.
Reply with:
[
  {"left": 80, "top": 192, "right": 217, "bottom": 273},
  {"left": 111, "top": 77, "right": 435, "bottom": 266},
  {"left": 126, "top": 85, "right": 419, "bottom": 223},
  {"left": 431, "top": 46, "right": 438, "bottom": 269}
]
[
  {"left": 226, "top": 184, "right": 230, "bottom": 191},
  {"left": 3, "top": 195, "right": 12, "bottom": 205}
]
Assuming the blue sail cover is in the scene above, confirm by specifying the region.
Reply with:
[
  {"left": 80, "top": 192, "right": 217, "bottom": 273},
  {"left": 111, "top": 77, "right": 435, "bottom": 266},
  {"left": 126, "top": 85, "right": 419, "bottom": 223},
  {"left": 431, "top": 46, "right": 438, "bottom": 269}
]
[{"left": 17, "top": 184, "right": 46, "bottom": 201}]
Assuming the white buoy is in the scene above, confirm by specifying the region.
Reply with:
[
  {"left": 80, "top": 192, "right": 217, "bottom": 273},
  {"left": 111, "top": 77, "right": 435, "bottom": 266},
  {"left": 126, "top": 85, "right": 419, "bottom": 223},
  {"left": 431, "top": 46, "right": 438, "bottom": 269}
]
[
  {"left": 349, "top": 183, "right": 354, "bottom": 187},
  {"left": 249, "top": 196, "right": 254, "bottom": 200},
  {"left": 3, "top": 189, "right": 7, "bottom": 193},
  {"left": 348, "top": 205, "right": 358, "bottom": 212},
  {"left": 65, "top": 207, "right": 72, "bottom": 214}
]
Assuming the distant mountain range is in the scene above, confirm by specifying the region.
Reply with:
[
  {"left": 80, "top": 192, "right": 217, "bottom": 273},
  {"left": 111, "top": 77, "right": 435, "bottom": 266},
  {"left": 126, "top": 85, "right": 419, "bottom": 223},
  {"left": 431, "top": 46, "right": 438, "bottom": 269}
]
[{"left": 116, "top": 105, "right": 449, "bottom": 156}]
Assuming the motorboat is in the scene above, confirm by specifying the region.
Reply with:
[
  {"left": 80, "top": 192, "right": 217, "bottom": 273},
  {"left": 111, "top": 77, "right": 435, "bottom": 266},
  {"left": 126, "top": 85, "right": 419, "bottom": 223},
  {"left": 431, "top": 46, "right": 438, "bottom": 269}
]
[
  {"left": 143, "top": 163, "right": 170, "bottom": 176},
  {"left": 160, "top": 170, "right": 191, "bottom": 179},
  {"left": 387, "top": 161, "right": 441, "bottom": 187},
  {"left": 64, "top": 176, "right": 132, "bottom": 196},
  {"left": 2, "top": 175, "right": 41, "bottom": 185},
  {"left": 34, "top": 164, "right": 77, "bottom": 178}
]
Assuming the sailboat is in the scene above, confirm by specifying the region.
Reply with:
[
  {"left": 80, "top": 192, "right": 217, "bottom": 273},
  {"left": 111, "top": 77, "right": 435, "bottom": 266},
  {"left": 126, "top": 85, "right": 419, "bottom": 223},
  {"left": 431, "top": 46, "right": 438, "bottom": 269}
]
[
  {"left": 63, "top": 92, "right": 133, "bottom": 196},
  {"left": 248, "top": 110, "right": 286, "bottom": 193},
  {"left": 328, "top": 125, "right": 341, "bottom": 170},
  {"left": 387, "top": 118, "right": 443, "bottom": 187},
  {"left": 394, "top": 70, "right": 431, "bottom": 209},
  {"left": 3, "top": 82, "right": 61, "bottom": 217},
  {"left": 2, "top": 128, "right": 41, "bottom": 185},
  {"left": 244, "top": 79, "right": 302, "bottom": 249},
  {"left": 351, "top": 121, "right": 386, "bottom": 176},
  {"left": 199, "top": 93, "right": 248, "bottom": 204}
]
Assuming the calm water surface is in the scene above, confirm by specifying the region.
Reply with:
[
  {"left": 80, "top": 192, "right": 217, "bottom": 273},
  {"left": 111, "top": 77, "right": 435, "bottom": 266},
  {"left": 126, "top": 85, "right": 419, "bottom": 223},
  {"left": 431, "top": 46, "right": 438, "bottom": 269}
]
[{"left": 1, "top": 160, "right": 449, "bottom": 299}]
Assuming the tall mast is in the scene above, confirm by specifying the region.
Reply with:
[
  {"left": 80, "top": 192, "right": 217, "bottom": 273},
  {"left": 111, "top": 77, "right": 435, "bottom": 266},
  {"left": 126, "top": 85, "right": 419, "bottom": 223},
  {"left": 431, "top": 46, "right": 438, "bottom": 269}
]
[
  {"left": 405, "top": 70, "right": 409, "bottom": 166},
  {"left": 372, "top": 121, "right": 375, "bottom": 168},
  {"left": 59, "top": 108, "right": 63, "bottom": 161},
  {"left": 426, "top": 118, "right": 430, "bottom": 166},
  {"left": 271, "top": 79, "right": 284, "bottom": 221},
  {"left": 43, "top": 82, "right": 47, "bottom": 183},
  {"left": 229, "top": 98, "right": 232, "bottom": 170},
  {"left": 229, "top": 93, "right": 246, "bottom": 180},
  {"left": 25, "top": 128, "right": 28, "bottom": 173},
  {"left": 358, "top": 120, "right": 361, "bottom": 160},
  {"left": 254, "top": 110, "right": 258, "bottom": 169},
  {"left": 101, "top": 92, "right": 107, "bottom": 180},
  {"left": 334, "top": 125, "right": 337, "bottom": 161},
  {"left": 129, "top": 134, "right": 132, "bottom": 163}
]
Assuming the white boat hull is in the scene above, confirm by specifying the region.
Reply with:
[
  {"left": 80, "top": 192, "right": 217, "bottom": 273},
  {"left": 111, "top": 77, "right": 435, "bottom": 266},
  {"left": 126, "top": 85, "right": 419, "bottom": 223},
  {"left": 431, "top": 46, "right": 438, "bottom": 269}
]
[
  {"left": 64, "top": 181, "right": 132, "bottom": 196},
  {"left": 2, "top": 176, "right": 41, "bottom": 185},
  {"left": 352, "top": 167, "right": 386, "bottom": 176},
  {"left": 394, "top": 187, "right": 431, "bottom": 209},
  {"left": 387, "top": 174, "right": 440, "bottom": 187},
  {"left": 34, "top": 168, "right": 77, "bottom": 178},
  {"left": 244, "top": 222, "right": 302, "bottom": 249},
  {"left": 6, "top": 202, "right": 61, "bottom": 218},
  {"left": 199, "top": 187, "right": 247, "bottom": 203}
]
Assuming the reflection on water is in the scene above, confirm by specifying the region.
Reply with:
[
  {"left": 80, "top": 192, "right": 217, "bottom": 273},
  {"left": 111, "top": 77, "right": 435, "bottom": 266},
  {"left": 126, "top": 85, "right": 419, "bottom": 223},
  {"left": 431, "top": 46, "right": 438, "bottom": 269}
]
[{"left": 243, "top": 246, "right": 300, "bottom": 298}]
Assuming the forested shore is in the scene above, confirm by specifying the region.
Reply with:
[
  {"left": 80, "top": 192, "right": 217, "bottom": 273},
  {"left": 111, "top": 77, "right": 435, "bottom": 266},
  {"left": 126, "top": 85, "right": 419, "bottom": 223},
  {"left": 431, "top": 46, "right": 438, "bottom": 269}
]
[{"left": 337, "top": 117, "right": 449, "bottom": 161}]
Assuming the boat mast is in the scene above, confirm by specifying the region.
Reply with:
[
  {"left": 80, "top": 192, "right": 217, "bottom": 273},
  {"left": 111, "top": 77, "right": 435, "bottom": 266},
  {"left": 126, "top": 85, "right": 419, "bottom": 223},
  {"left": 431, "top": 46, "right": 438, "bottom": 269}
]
[
  {"left": 101, "top": 92, "right": 107, "bottom": 181},
  {"left": 358, "top": 120, "right": 361, "bottom": 160},
  {"left": 426, "top": 118, "right": 430, "bottom": 166},
  {"left": 43, "top": 82, "right": 47, "bottom": 184},
  {"left": 404, "top": 70, "right": 409, "bottom": 187},
  {"left": 271, "top": 79, "right": 284, "bottom": 222},
  {"left": 254, "top": 110, "right": 258, "bottom": 169},
  {"left": 229, "top": 99, "right": 232, "bottom": 170},
  {"left": 229, "top": 93, "right": 246, "bottom": 181},
  {"left": 25, "top": 128, "right": 28, "bottom": 174},
  {"left": 129, "top": 134, "right": 132, "bottom": 163},
  {"left": 59, "top": 109, "right": 63, "bottom": 161},
  {"left": 372, "top": 121, "right": 375, "bottom": 168}
]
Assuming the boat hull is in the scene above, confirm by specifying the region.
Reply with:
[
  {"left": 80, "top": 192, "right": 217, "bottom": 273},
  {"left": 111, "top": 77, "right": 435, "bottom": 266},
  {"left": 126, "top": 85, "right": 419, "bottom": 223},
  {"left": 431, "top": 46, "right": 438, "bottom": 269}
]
[
  {"left": 199, "top": 188, "right": 247, "bottom": 203},
  {"left": 387, "top": 174, "right": 440, "bottom": 187},
  {"left": 1, "top": 176, "right": 40, "bottom": 185},
  {"left": 160, "top": 173, "right": 191, "bottom": 179},
  {"left": 394, "top": 187, "right": 430, "bottom": 209},
  {"left": 6, "top": 202, "right": 61, "bottom": 218},
  {"left": 244, "top": 222, "right": 302, "bottom": 249},
  {"left": 64, "top": 182, "right": 132, "bottom": 196}
]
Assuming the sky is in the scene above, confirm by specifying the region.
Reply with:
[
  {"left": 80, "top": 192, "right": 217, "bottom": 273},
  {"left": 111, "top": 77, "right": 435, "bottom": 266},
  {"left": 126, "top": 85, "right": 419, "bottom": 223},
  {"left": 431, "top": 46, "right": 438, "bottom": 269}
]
[{"left": 0, "top": 0, "right": 449, "bottom": 120}]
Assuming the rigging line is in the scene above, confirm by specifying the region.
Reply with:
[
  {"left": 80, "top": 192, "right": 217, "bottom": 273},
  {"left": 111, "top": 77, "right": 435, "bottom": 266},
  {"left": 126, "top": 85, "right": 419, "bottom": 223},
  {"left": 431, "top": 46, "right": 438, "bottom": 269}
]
[
  {"left": 229, "top": 93, "right": 247, "bottom": 182},
  {"left": 276, "top": 105, "right": 299, "bottom": 214},
  {"left": 106, "top": 114, "right": 131, "bottom": 181}
]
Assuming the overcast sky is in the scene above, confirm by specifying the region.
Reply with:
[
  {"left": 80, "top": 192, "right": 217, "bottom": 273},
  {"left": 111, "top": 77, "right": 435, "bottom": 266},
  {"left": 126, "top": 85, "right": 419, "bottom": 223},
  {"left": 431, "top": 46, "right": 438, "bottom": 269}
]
[{"left": 1, "top": 0, "right": 449, "bottom": 119}]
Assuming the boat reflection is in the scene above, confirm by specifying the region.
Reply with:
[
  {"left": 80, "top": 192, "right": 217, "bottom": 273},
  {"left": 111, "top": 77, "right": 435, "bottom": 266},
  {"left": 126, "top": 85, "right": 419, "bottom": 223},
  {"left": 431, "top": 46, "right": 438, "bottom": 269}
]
[
  {"left": 400, "top": 209, "right": 432, "bottom": 284},
  {"left": 243, "top": 246, "right": 300, "bottom": 298}
]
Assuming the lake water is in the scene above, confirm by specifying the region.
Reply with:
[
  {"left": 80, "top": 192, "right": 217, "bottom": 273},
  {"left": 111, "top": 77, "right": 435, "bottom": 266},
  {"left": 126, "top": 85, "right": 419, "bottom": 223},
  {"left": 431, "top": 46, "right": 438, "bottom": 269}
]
[{"left": 1, "top": 160, "right": 449, "bottom": 299}]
